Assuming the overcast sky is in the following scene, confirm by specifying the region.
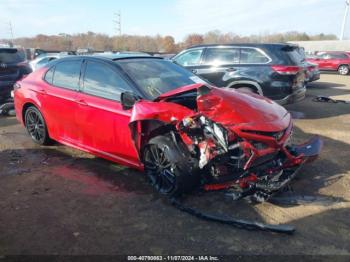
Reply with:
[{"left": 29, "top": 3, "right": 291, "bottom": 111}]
[{"left": 0, "top": 0, "right": 349, "bottom": 41}]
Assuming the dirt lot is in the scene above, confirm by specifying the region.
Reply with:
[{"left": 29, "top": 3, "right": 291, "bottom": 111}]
[{"left": 0, "top": 74, "right": 350, "bottom": 256}]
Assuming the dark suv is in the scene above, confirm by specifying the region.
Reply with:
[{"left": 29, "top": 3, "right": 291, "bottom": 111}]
[
  {"left": 172, "top": 44, "right": 307, "bottom": 104},
  {"left": 0, "top": 48, "right": 32, "bottom": 102}
]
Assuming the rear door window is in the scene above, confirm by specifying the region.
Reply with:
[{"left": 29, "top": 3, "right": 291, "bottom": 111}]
[
  {"left": 82, "top": 61, "right": 132, "bottom": 101},
  {"left": 52, "top": 60, "right": 82, "bottom": 90},
  {"left": 44, "top": 66, "right": 55, "bottom": 84},
  {"left": 204, "top": 48, "right": 240, "bottom": 65},
  {"left": 329, "top": 53, "right": 348, "bottom": 59},
  {"left": 240, "top": 48, "right": 270, "bottom": 64},
  {"left": 173, "top": 49, "right": 203, "bottom": 66},
  {"left": 318, "top": 53, "right": 330, "bottom": 59}
]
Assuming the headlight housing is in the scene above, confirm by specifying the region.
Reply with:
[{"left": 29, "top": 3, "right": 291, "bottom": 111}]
[{"left": 200, "top": 116, "right": 228, "bottom": 151}]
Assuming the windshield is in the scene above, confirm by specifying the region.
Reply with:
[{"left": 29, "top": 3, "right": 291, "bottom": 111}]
[
  {"left": 0, "top": 48, "right": 26, "bottom": 63},
  {"left": 117, "top": 59, "right": 207, "bottom": 99}
]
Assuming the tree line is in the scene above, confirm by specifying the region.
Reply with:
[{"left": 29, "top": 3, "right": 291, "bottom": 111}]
[{"left": 3, "top": 30, "right": 337, "bottom": 53}]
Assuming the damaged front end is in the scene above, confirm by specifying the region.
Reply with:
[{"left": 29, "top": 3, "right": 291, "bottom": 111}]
[
  {"left": 130, "top": 84, "right": 322, "bottom": 201},
  {"left": 177, "top": 113, "right": 322, "bottom": 202}
]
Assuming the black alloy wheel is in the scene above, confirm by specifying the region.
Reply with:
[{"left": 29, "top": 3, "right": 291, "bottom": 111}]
[
  {"left": 144, "top": 144, "right": 177, "bottom": 195},
  {"left": 25, "top": 106, "right": 51, "bottom": 145},
  {"left": 143, "top": 135, "right": 200, "bottom": 196}
]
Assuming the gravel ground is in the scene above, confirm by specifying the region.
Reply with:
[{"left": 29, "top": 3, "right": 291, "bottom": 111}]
[{"left": 0, "top": 74, "right": 349, "bottom": 256}]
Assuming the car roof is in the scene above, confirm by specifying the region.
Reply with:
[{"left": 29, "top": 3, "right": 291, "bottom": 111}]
[
  {"left": 54, "top": 55, "right": 163, "bottom": 63},
  {"left": 92, "top": 53, "right": 153, "bottom": 60},
  {"left": 187, "top": 43, "right": 298, "bottom": 49}
]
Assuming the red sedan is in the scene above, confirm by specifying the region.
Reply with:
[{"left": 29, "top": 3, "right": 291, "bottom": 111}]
[
  {"left": 14, "top": 55, "right": 322, "bottom": 200},
  {"left": 307, "top": 51, "right": 350, "bottom": 75}
]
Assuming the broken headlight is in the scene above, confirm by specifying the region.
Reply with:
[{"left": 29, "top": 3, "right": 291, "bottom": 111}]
[{"left": 200, "top": 116, "right": 228, "bottom": 151}]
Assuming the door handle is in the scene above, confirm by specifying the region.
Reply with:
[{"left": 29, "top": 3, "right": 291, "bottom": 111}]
[
  {"left": 191, "top": 69, "right": 198, "bottom": 74},
  {"left": 75, "top": 99, "right": 88, "bottom": 106},
  {"left": 225, "top": 67, "right": 236, "bottom": 72}
]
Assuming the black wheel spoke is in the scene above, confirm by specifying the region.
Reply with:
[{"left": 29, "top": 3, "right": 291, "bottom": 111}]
[
  {"left": 26, "top": 108, "right": 46, "bottom": 143},
  {"left": 28, "top": 112, "right": 35, "bottom": 124},
  {"left": 34, "top": 130, "right": 40, "bottom": 141},
  {"left": 149, "top": 146, "right": 157, "bottom": 162},
  {"left": 160, "top": 162, "right": 171, "bottom": 169},
  {"left": 161, "top": 170, "right": 176, "bottom": 189},
  {"left": 144, "top": 144, "right": 176, "bottom": 195},
  {"left": 27, "top": 124, "right": 35, "bottom": 132},
  {"left": 158, "top": 150, "right": 166, "bottom": 165},
  {"left": 37, "top": 128, "right": 44, "bottom": 138},
  {"left": 144, "top": 161, "right": 157, "bottom": 171}
]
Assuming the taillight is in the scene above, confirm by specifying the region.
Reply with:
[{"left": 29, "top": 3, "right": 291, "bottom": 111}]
[{"left": 271, "top": 65, "right": 300, "bottom": 75}]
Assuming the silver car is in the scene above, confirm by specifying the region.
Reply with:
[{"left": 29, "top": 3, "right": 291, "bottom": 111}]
[{"left": 29, "top": 53, "right": 68, "bottom": 71}]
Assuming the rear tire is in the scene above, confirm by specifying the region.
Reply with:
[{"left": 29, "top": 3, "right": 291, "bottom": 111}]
[
  {"left": 24, "top": 106, "right": 51, "bottom": 145},
  {"left": 143, "top": 135, "right": 199, "bottom": 197},
  {"left": 338, "top": 65, "right": 349, "bottom": 75}
]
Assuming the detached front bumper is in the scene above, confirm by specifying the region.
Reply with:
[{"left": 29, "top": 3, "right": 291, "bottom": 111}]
[
  {"left": 204, "top": 136, "right": 323, "bottom": 194},
  {"left": 290, "top": 135, "right": 323, "bottom": 162},
  {"left": 255, "top": 136, "right": 323, "bottom": 193}
]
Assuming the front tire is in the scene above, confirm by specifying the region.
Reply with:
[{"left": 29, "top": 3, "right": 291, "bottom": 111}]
[
  {"left": 143, "top": 135, "right": 199, "bottom": 196},
  {"left": 24, "top": 106, "right": 51, "bottom": 145},
  {"left": 338, "top": 65, "right": 349, "bottom": 75}
]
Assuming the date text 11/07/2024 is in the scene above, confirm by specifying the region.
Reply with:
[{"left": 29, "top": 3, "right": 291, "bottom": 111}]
[{"left": 127, "top": 255, "right": 219, "bottom": 261}]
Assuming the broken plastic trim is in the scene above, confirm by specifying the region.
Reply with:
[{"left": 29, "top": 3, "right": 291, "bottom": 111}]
[{"left": 170, "top": 198, "right": 295, "bottom": 234}]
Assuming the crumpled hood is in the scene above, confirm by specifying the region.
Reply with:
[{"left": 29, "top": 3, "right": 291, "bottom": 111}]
[
  {"left": 133, "top": 84, "right": 290, "bottom": 133},
  {"left": 196, "top": 87, "right": 291, "bottom": 132}
]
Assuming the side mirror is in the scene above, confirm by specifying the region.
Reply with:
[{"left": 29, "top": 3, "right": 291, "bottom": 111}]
[{"left": 121, "top": 92, "right": 137, "bottom": 110}]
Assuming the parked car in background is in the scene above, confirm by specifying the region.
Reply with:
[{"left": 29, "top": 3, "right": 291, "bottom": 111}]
[
  {"left": 0, "top": 47, "right": 32, "bottom": 102},
  {"left": 14, "top": 55, "right": 321, "bottom": 199},
  {"left": 305, "top": 62, "right": 320, "bottom": 83},
  {"left": 29, "top": 53, "right": 68, "bottom": 71},
  {"left": 307, "top": 51, "right": 350, "bottom": 75},
  {"left": 172, "top": 43, "right": 307, "bottom": 105}
]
